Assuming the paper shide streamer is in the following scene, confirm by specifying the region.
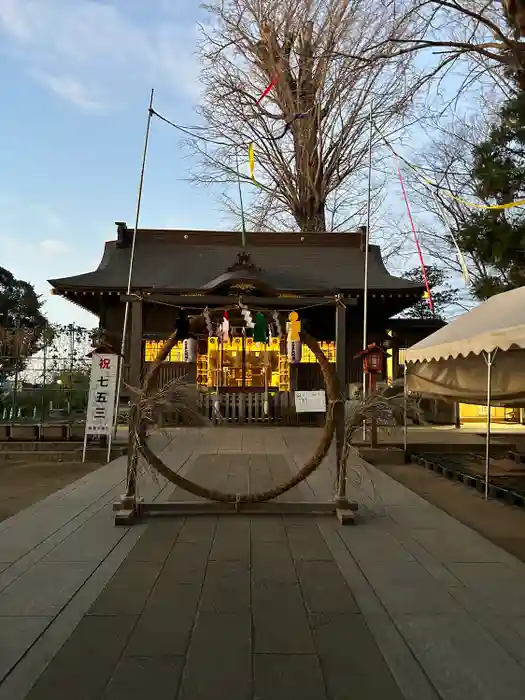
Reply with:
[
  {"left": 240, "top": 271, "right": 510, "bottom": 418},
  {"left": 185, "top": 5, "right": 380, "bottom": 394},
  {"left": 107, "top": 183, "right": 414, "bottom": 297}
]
[
  {"left": 220, "top": 311, "right": 230, "bottom": 342},
  {"left": 272, "top": 310, "right": 282, "bottom": 338},
  {"left": 203, "top": 307, "right": 213, "bottom": 336},
  {"left": 239, "top": 301, "right": 255, "bottom": 329}
]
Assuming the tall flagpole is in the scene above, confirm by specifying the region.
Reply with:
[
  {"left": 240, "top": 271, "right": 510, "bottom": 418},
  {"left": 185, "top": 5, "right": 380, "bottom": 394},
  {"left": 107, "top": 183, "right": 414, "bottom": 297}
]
[
  {"left": 113, "top": 88, "right": 155, "bottom": 441},
  {"left": 236, "top": 152, "right": 247, "bottom": 248},
  {"left": 362, "top": 100, "right": 373, "bottom": 438}
]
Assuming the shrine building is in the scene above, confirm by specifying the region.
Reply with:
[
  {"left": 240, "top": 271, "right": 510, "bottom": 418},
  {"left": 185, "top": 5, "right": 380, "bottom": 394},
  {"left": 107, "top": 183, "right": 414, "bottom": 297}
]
[{"left": 49, "top": 224, "right": 447, "bottom": 423}]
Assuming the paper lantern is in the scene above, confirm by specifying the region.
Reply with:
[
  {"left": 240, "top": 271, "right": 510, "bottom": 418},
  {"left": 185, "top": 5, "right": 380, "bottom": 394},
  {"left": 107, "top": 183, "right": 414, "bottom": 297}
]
[
  {"left": 287, "top": 339, "right": 302, "bottom": 363},
  {"left": 183, "top": 338, "right": 197, "bottom": 363},
  {"left": 287, "top": 311, "right": 301, "bottom": 341}
]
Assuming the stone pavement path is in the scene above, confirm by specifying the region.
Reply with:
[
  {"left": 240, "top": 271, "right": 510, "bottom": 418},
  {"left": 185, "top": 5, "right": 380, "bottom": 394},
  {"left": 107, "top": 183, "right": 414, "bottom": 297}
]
[
  {"left": 23, "top": 515, "right": 405, "bottom": 700},
  {"left": 0, "top": 433, "right": 196, "bottom": 700},
  {"left": 3, "top": 427, "right": 525, "bottom": 700}
]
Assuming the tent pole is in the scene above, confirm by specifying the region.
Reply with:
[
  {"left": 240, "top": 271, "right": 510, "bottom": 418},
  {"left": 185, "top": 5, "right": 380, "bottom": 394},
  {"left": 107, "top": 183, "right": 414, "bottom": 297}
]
[
  {"left": 484, "top": 350, "right": 495, "bottom": 500},
  {"left": 403, "top": 362, "right": 408, "bottom": 454}
]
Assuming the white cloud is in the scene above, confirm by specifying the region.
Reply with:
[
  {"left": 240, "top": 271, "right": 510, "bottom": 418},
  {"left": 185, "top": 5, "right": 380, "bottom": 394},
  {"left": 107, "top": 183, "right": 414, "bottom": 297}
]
[
  {"left": 0, "top": 0, "right": 201, "bottom": 110},
  {"left": 37, "top": 206, "right": 66, "bottom": 231},
  {"left": 32, "top": 72, "right": 105, "bottom": 111},
  {"left": 0, "top": 234, "right": 68, "bottom": 256},
  {"left": 39, "top": 239, "right": 68, "bottom": 254}
]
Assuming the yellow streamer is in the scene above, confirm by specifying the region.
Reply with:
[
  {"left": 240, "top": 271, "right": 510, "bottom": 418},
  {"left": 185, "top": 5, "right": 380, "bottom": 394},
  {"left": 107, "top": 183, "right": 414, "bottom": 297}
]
[
  {"left": 430, "top": 190, "right": 470, "bottom": 285},
  {"left": 414, "top": 165, "right": 525, "bottom": 211},
  {"left": 373, "top": 121, "right": 525, "bottom": 211},
  {"left": 248, "top": 142, "right": 256, "bottom": 184}
]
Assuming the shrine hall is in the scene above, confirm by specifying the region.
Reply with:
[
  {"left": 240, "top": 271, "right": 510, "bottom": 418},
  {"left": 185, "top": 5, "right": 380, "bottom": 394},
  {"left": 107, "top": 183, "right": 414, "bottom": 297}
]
[{"left": 49, "top": 224, "right": 446, "bottom": 423}]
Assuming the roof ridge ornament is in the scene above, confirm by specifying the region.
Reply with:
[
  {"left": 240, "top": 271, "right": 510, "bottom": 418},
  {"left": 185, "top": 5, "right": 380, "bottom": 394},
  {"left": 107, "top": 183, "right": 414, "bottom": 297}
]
[{"left": 227, "top": 251, "right": 261, "bottom": 272}]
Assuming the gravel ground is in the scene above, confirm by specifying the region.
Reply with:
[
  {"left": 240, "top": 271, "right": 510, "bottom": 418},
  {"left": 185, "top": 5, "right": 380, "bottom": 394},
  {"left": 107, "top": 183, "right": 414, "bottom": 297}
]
[{"left": 0, "top": 459, "right": 103, "bottom": 522}]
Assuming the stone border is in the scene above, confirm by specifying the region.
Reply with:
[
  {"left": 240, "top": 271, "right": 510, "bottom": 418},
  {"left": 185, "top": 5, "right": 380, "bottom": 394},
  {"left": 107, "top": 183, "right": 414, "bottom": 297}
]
[{"left": 411, "top": 452, "right": 525, "bottom": 508}]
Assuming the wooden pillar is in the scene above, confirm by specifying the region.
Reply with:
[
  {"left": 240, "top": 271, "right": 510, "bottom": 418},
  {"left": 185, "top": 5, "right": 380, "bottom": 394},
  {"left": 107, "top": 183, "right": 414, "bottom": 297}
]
[
  {"left": 335, "top": 299, "right": 347, "bottom": 500},
  {"left": 370, "top": 373, "right": 378, "bottom": 447},
  {"left": 391, "top": 332, "right": 400, "bottom": 381},
  {"left": 334, "top": 298, "right": 356, "bottom": 523},
  {"left": 126, "top": 299, "right": 143, "bottom": 499},
  {"left": 129, "top": 300, "right": 143, "bottom": 389}
]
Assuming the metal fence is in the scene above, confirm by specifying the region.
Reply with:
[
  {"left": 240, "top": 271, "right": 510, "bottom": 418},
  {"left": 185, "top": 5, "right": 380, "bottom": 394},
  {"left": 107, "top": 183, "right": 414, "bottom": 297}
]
[{"left": 0, "top": 324, "right": 95, "bottom": 423}]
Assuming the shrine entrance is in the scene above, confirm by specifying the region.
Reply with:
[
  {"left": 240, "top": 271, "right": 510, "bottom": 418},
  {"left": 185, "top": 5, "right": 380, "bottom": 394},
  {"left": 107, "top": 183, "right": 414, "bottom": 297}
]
[{"left": 114, "top": 295, "right": 358, "bottom": 526}]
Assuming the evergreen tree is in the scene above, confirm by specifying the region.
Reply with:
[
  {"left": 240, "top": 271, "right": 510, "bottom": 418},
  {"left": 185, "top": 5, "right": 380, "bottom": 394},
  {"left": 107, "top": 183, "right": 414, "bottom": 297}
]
[
  {"left": 401, "top": 266, "right": 460, "bottom": 321},
  {"left": 454, "top": 92, "right": 525, "bottom": 300},
  {"left": 0, "top": 266, "right": 48, "bottom": 382}
]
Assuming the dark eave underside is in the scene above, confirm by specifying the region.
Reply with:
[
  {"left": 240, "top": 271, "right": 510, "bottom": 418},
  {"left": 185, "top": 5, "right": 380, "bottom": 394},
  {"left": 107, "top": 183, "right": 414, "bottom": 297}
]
[{"left": 54, "top": 289, "right": 425, "bottom": 322}]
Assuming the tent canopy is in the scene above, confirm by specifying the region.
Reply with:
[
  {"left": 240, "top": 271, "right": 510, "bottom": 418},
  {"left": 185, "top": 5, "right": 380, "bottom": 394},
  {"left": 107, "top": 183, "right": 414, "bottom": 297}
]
[
  {"left": 405, "top": 286, "right": 525, "bottom": 364},
  {"left": 405, "top": 286, "right": 525, "bottom": 405}
]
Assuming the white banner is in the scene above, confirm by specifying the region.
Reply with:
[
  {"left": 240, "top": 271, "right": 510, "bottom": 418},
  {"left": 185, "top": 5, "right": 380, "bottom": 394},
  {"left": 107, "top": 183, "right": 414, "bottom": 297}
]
[
  {"left": 294, "top": 390, "right": 326, "bottom": 413},
  {"left": 85, "top": 353, "right": 118, "bottom": 437}
]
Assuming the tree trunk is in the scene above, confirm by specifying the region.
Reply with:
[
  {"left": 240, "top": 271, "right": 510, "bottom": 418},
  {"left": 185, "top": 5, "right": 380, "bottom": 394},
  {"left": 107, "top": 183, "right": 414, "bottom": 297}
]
[
  {"left": 296, "top": 206, "right": 327, "bottom": 233},
  {"left": 517, "top": 70, "right": 525, "bottom": 91}
]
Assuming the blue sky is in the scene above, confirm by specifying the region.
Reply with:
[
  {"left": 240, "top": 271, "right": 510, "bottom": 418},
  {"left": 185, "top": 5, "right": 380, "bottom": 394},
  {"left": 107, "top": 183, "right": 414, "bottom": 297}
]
[
  {"left": 0, "top": 0, "right": 224, "bottom": 330},
  {"left": 0, "top": 1, "right": 476, "bottom": 331}
]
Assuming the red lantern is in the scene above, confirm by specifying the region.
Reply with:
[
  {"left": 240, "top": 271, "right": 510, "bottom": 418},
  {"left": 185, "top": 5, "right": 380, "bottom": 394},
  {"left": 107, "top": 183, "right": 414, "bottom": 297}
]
[
  {"left": 355, "top": 343, "right": 385, "bottom": 375},
  {"left": 364, "top": 344, "right": 383, "bottom": 374}
]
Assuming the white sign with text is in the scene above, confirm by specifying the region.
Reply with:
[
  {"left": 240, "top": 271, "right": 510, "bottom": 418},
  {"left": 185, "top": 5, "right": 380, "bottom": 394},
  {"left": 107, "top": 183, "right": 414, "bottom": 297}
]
[
  {"left": 294, "top": 390, "right": 327, "bottom": 413},
  {"left": 85, "top": 353, "right": 118, "bottom": 436}
]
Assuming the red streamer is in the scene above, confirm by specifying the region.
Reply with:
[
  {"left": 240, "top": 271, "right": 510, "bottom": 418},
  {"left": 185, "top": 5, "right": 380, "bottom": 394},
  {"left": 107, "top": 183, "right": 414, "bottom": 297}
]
[
  {"left": 396, "top": 160, "right": 434, "bottom": 312},
  {"left": 256, "top": 76, "right": 278, "bottom": 104}
]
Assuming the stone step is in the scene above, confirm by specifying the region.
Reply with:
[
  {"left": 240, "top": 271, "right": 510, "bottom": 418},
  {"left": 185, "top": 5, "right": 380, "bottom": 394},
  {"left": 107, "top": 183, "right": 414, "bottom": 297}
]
[
  {"left": 0, "top": 424, "right": 127, "bottom": 445},
  {"left": 0, "top": 446, "right": 127, "bottom": 463},
  {"left": 0, "top": 441, "right": 84, "bottom": 452},
  {"left": 0, "top": 424, "right": 86, "bottom": 442}
]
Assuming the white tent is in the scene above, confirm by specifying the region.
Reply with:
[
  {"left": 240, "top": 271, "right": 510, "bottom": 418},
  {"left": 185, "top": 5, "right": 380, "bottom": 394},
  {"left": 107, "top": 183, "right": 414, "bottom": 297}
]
[
  {"left": 404, "top": 285, "right": 525, "bottom": 498},
  {"left": 405, "top": 286, "right": 525, "bottom": 405}
]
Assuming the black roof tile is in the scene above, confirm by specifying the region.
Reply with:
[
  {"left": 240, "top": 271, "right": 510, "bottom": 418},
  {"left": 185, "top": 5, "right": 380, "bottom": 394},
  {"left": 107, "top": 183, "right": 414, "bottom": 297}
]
[{"left": 49, "top": 229, "right": 423, "bottom": 294}]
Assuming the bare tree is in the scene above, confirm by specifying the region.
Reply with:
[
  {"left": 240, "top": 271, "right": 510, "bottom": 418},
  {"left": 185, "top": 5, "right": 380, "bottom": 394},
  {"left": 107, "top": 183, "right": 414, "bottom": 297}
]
[
  {"left": 398, "top": 111, "right": 499, "bottom": 293},
  {"left": 190, "top": 0, "right": 424, "bottom": 233},
  {"left": 366, "top": 0, "right": 525, "bottom": 94}
]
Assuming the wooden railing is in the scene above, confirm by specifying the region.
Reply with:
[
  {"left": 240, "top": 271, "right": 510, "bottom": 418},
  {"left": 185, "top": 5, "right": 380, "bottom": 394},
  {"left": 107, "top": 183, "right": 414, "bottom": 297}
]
[
  {"left": 197, "top": 391, "right": 322, "bottom": 426},
  {"left": 139, "top": 362, "right": 323, "bottom": 426}
]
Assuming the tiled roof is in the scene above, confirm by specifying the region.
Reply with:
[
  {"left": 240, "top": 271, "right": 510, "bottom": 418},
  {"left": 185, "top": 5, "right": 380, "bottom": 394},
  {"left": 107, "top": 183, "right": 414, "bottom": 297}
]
[{"left": 49, "top": 228, "right": 423, "bottom": 294}]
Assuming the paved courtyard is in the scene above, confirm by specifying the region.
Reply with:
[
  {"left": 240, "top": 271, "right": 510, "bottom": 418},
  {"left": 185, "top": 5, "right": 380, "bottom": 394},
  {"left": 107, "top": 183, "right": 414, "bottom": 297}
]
[{"left": 1, "top": 428, "right": 525, "bottom": 699}]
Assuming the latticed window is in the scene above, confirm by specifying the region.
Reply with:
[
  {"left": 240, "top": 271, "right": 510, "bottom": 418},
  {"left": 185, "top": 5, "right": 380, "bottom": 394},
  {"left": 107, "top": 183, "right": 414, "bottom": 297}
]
[
  {"left": 301, "top": 341, "right": 336, "bottom": 363},
  {"left": 144, "top": 340, "right": 184, "bottom": 362}
]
